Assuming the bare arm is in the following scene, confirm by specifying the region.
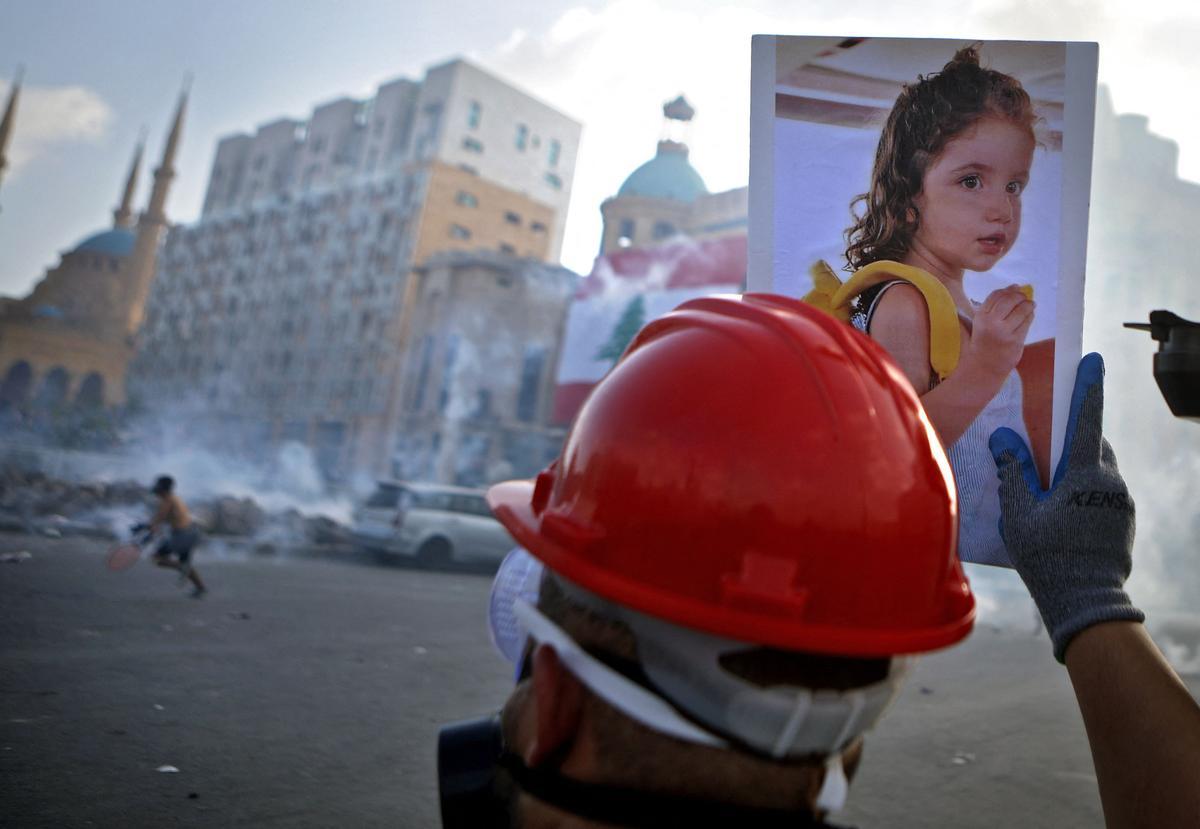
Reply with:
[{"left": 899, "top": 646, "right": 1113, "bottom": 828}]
[
  {"left": 991, "top": 354, "right": 1200, "bottom": 828},
  {"left": 1064, "top": 622, "right": 1200, "bottom": 828},
  {"left": 869, "top": 285, "right": 1006, "bottom": 447}
]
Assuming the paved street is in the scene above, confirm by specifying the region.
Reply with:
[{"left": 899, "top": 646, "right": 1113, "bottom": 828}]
[
  {"left": 0, "top": 531, "right": 1189, "bottom": 827},
  {"left": 1, "top": 533, "right": 511, "bottom": 828}
]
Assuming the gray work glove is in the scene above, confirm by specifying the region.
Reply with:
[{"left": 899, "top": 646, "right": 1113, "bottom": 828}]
[{"left": 988, "top": 353, "right": 1143, "bottom": 663}]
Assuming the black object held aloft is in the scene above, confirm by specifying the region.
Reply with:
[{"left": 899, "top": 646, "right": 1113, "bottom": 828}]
[{"left": 1125, "top": 310, "right": 1200, "bottom": 421}]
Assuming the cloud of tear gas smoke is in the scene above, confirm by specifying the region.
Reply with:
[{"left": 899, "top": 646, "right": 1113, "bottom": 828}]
[
  {"left": 48, "top": 381, "right": 361, "bottom": 525},
  {"left": 1118, "top": 432, "right": 1200, "bottom": 606},
  {"left": 416, "top": 279, "right": 574, "bottom": 486},
  {"left": 963, "top": 563, "right": 1043, "bottom": 634},
  {"left": 587, "top": 237, "right": 705, "bottom": 304},
  {"left": 1079, "top": 99, "right": 1200, "bottom": 618},
  {"left": 132, "top": 443, "right": 354, "bottom": 526},
  {"left": 436, "top": 336, "right": 487, "bottom": 484},
  {"left": 1148, "top": 613, "right": 1200, "bottom": 677}
]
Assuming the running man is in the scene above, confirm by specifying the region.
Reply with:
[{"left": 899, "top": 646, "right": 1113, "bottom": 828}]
[{"left": 146, "top": 475, "right": 207, "bottom": 598}]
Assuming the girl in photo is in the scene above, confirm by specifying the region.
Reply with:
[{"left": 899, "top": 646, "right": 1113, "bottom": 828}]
[{"left": 845, "top": 45, "right": 1053, "bottom": 565}]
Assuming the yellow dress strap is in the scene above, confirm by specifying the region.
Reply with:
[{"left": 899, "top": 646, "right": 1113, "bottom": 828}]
[{"left": 802, "top": 259, "right": 961, "bottom": 382}]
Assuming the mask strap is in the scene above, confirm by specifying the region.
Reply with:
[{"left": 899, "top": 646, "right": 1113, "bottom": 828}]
[
  {"left": 815, "top": 754, "right": 849, "bottom": 813},
  {"left": 501, "top": 753, "right": 833, "bottom": 829},
  {"left": 832, "top": 690, "right": 867, "bottom": 751},
  {"left": 514, "top": 600, "right": 728, "bottom": 749},
  {"left": 771, "top": 689, "right": 812, "bottom": 758}
]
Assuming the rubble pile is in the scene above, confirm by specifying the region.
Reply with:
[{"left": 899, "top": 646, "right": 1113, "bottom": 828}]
[
  {"left": 198, "top": 496, "right": 266, "bottom": 537},
  {"left": 0, "top": 467, "right": 151, "bottom": 515},
  {"left": 0, "top": 466, "right": 351, "bottom": 549}
]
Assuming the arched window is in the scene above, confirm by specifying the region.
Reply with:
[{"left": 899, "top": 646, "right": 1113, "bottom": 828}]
[
  {"left": 0, "top": 361, "right": 33, "bottom": 409},
  {"left": 617, "top": 218, "right": 635, "bottom": 248},
  {"left": 35, "top": 367, "right": 71, "bottom": 408},
  {"left": 75, "top": 373, "right": 105, "bottom": 408}
]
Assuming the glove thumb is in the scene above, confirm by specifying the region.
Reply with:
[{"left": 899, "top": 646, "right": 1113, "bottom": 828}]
[{"left": 989, "top": 426, "right": 1042, "bottom": 502}]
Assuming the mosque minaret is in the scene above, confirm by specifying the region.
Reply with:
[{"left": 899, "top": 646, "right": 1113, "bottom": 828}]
[{"left": 0, "top": 66, "right": 24, "bottom": 208}]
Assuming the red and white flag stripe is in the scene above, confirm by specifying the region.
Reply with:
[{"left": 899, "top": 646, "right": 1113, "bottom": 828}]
[{"left": 552, "top": 235, "right": 746, "bottom": 425}]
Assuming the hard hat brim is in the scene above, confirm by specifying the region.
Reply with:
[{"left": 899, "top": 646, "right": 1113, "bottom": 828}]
[{"left": 488, "top": 479, "right": 975, "bottom": 658}]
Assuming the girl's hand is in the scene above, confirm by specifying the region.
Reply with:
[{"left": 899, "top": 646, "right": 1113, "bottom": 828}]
[{"left": 965, "top": 285, "right": 1035, "bottom": 380}]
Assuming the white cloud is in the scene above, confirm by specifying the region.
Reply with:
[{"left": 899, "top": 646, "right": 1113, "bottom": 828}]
[
  {"left": 0, "top": 81, "right": 113, "bottom": 176},
  {"left": 547, "top": 7, "right": 601, "bottom": 45}
]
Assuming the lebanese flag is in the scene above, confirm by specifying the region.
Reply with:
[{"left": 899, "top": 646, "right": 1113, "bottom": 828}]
[{"left": 552, "top": 235, "right": 747, "bottom": 425}]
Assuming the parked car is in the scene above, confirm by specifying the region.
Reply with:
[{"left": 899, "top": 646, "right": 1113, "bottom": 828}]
[{"left": 351, "top": 480, "right": 513, "bottom": 569}]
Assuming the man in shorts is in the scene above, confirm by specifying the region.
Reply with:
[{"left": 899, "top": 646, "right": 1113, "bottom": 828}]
[{"left": 147, "top": 475, "right": 207, "bottom": 598}]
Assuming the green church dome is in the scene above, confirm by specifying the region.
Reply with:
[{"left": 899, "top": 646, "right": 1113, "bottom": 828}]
[{"left": 617, "top": 141, "right": 708, "bottom": 204}]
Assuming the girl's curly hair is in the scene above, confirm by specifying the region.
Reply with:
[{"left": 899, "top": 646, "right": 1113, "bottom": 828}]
[{"left": 844, "top": 45, "right": 1037, "bottom": 271}]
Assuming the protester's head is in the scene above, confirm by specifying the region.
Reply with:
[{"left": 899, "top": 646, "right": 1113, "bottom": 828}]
[
  {"left": 443, "top": 294, "right": 976, "bottom": 827},
  {"left": 845, "top": 45, "right": 1038, "bottom": 272},
  {"left": 152, "top": 475, "right": 174, "bottom": 497},
  {"left": 495, "top": 570, "right": 893, "bottom": 827}
]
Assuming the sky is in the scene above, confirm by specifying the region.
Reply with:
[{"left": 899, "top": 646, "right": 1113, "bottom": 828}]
[{"left": 3, "top": 0, "right": 1200, "bottom": 297}]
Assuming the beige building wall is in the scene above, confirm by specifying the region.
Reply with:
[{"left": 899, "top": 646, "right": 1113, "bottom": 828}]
[
  {"left": 0, "top": 244, "right": 138, "bottom": 407},
  {"left": 12, "top": 247, "right": 130, "bottom": 339},
  {"left": 411, "top": 161, "right": 556, "bottom": 266},
  {"left": 689, "top": 187, "right": 749, "bottom": 240},
  {"left": 0, "top": 321, "right": 130, "bottom": 406},
  {"left": 599, "top": 195, "right": 692, "bottom": 252},
  {"left": 599, "top": 187, "right": 748, "bottom": 255}
]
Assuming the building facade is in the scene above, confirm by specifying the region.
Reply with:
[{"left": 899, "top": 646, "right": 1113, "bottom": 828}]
[
  {"left": 0, "top": 90, "right": 185, "bottom": 416},
  {"left": 132, "top": 59, "right": 581, "bottom": 480},
  {"left": 393, "top": 250, "right": 576, "bottom": 486}
]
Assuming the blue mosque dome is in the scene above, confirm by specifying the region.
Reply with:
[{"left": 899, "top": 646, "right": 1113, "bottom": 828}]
[
  {"left": 72, "top": 228, "right": 136, "bottom": 257},
  {"left": 617, "top": 141, "right": 708, "bottom": 204}
]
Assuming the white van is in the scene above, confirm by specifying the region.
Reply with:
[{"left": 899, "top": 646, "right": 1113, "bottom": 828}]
[{"left": 352, "top": 481, "right": 513, "bottom": 568}]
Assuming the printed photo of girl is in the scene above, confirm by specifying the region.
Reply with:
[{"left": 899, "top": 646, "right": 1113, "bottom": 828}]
[{"left": 751, "top": 38, "right": 1097, "bottom": 566}]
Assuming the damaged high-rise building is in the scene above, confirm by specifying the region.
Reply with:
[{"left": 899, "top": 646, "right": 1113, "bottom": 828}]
[{"left": 131, "top": 59, "right": 581, "bottom": 480}]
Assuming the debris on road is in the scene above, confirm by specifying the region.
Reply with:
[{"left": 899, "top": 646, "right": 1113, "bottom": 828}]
[
  {"left": 0, "top": 467, "right": 352, "bottom": 547},
  {"left": 156, "top": 765, "right": 180, "bottom": 773},
  {"left": 0, "top": 550, "right": 32, "bottom": 563}
]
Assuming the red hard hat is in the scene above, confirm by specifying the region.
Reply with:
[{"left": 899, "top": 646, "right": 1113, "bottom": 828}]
[{"left": 488, "top": 293, "right": 973, "bottom": 656}]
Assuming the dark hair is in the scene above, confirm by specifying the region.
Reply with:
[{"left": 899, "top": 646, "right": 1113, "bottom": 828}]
[
  {"left": 844, "top": 45, "right": 1037, "bottom": 271},
  {"left": 152, "top": 475, "right": 174, "bottom": 495}
]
